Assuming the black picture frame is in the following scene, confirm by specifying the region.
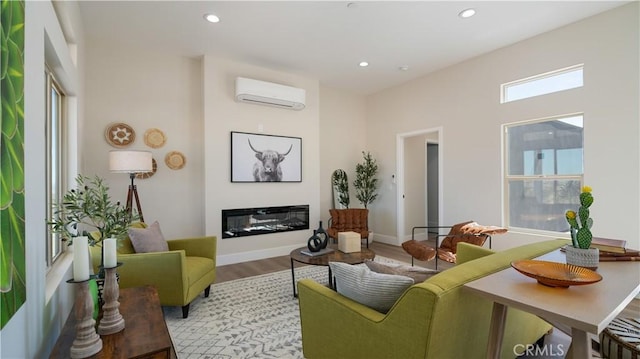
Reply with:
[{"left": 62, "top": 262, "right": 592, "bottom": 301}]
[{"left": 231, "top": 131, "right": 302, "bottom": 182}]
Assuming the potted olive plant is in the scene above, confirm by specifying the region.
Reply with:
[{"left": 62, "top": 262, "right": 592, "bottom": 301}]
[
  {"left": 353, "top": 151, "right": 379, "bottom": 209},
  {"left": 49, "top": 175, "right": 137, "bottom": 276},
  {"left": 331, "top": 169, "right": 350, "bottom": 209},
  {"left": 565, "top": 186, "right": 598, "bottom": 269}
]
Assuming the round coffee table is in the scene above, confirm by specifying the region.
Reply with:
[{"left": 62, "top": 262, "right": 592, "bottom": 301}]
[{"left": 290, "top": 245, "right": 375, "bottom": 297}]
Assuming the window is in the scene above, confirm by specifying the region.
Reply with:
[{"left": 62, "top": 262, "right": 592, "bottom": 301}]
[
  {"left": 504, "top": 114, "right": 584, "bottom": 232},
  {"left": 45, "top": 68, "right": 66, "bottom": 266},
  {"left": 501, "top": 65, "right": 583, "bottom": 103}
]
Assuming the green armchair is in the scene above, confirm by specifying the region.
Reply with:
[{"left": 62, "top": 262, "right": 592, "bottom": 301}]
[
  {"left": 298, "top": 240, "right": 565, "bottom": 358},
  {"left": 91, "top": 225, "right": 216, "bottom": 318}
]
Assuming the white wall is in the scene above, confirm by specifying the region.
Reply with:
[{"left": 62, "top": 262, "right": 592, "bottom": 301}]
[
  {"left": 366, "top": 3, "right": 640, "bottom": 250},
  {"left": 203, "top": 57, "right": 321, "bottom": 265},
  {"left": 83, "top": 43, "right": 204, "bottom": 240},
  {"left": 318, "top": 86, "right": 367, "bottom": 220},
  {"left": 1, "top": 1, "right": 81, "bottom": 358}
]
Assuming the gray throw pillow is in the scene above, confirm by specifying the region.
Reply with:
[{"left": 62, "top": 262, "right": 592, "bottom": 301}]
[
  {"left": 328, "top": 261, "right": 414, "bottom": 313},
  {"left": 365, "top": 261, "right": 439, "bottom": 283},
  {"left": 128, "top": 221, "right": 168, "bottom": 253}
]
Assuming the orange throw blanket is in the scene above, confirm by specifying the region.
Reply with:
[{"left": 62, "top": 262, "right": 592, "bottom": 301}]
[
  {"left": 437, "top": 222, "right": 508, "bottom": 263},
  {"left": 460, "top": 222, "right": 508, "bottom": 235}
]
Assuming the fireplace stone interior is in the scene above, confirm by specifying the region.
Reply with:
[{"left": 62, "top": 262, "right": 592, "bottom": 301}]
[{"left": 222, "top": 205, "right": 309, "bottom": 238}]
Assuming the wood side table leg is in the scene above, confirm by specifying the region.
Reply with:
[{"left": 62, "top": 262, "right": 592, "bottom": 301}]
[
  {"left": 291, "top": 258, "right": 297, "bottom": 298},
  {"left": 569, "top": 328, "right": 590, "bottom": 359},
  {"left": 486, "top": 302, "right": 507, "bottom": 359}
]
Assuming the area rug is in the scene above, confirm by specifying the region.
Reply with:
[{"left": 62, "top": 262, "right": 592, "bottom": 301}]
[{"left": 163, "top": 256, "right": 406, "bottom": 359}]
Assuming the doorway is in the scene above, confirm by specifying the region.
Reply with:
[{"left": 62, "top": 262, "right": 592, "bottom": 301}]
[
  {"left": 396, "top": 127, "right": 443, "bottom": 245},
  {"left": 426, "top": 142, "right": 439, "bottom": 227}
]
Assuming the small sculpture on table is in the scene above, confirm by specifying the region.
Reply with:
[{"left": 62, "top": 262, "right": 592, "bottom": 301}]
[
  {"left": 98, "top": 238, "right": 125, "bottom": 335},
  {"left": 97, "top": 263, "right": 125, "bottom": 335},
  {"left": 69, "top": 236, "right": 102, "bottom": 358},
  {"left": 69, "top": 278, "right": 103, "bottom": 359}
]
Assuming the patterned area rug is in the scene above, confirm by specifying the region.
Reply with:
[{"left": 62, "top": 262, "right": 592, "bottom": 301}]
[{"left": 163, "top": 256, "right": 404, "bottom": 359}]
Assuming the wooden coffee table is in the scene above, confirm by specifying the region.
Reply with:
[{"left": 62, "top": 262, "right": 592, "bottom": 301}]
[{"left": 290, "top": 245, "right": 375, "bottom": 297}]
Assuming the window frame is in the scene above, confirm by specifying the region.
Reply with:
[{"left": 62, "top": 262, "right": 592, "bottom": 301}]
[
  {"left": 500, "top": 64, "right": 584, "bottom": 104},
  {"left": 45, "top": 67, "right": 67, "bottom": 267},
  {"left": 503, "top": 113, "right": 584, "bottom": 235}
]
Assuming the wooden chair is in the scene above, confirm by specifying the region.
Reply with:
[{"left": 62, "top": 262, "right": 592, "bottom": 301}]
[{"left": 327, "top": 208, "right": 370, "bottom": 248}]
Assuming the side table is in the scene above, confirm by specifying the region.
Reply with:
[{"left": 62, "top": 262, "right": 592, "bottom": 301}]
[{"left": 49, "top": 285, "right": 176, "bottom": 359}]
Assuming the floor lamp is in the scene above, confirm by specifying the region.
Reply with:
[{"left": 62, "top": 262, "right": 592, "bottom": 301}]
[{"left": 109, "top": 150, "right": 153, "bottom": 223}]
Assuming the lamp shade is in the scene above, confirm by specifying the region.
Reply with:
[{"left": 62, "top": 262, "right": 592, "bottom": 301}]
[{"left": 109, "top": 150, "right": 153, "bottom": 173}]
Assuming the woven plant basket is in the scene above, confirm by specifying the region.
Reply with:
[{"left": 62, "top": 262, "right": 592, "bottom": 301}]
[{"left": 565, "top": 246, "right": 599, "bottom": 270}]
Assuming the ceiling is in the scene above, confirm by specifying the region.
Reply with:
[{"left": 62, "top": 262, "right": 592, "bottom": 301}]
[{"left": 77, "top": 1, "right": 627, "bottom": 95}]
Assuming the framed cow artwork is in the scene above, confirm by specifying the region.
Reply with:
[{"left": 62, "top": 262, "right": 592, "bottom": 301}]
[{"left": 231, "top": 131, "right": 302, "bottom": 183}]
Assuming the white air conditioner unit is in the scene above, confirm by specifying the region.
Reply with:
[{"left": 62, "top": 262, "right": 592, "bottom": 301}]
[{"left": 235, "top": 77, "right": 306, "bottom": 111}]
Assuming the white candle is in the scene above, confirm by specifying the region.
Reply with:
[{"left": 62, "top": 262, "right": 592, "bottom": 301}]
[
  {"left": 73, "top": 236, "right": 90, "bottom": 281},
  {"left": 103, "top": 238, "right": 117, "bottom": 268}
]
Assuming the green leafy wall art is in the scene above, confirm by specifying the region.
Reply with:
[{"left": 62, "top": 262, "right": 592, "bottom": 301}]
[{"left": 1, "top": 0, "right": 26, "bottom": 329}]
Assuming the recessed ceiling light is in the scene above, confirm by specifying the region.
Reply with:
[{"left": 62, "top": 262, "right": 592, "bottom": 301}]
[
  {"left": 399, "top": 65, "right": 409, "bottom": 71},
  {"left": 204, "top": 14, "right": 220, "bottom": 23},
  {"left": 359, "top": 61, "right": 369, "bottom": 67},
  {"left": 458, "top": 8, "right": 476, "bottom": 18}
]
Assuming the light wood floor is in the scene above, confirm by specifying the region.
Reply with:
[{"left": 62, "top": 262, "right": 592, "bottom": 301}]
[
  {"left": 215, "top": 240, "right": 639, "bottom": 358},
  {"left": 216, "top": 241, "right": 638, "bottom": 318}
]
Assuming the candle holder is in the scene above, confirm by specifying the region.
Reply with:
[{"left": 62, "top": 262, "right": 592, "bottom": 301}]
[
  {"left": 67, "top": 278, "right": 102, "bottom": 358},
  {"left": 97, "top": 263, "right": 125, "bottom": 335}
]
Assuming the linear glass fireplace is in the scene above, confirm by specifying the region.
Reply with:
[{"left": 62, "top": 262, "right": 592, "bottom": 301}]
[{"left": 222, "top": 205, "right": 309, "bottom": 238}]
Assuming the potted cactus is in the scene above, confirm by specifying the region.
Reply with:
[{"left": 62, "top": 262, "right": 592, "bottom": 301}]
[{"left": 565, "top": 186, "right": 598, "bottom": 269}]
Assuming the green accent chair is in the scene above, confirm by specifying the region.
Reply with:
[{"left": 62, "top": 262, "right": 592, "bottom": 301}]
[
  {"left": 298, "top": 239, "right": 567, "bottom": 358},
  {"left": 90, "top": 223, "right": 217, "bottom": 318}
]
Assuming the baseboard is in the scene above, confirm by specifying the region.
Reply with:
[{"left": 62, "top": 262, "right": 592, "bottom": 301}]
[
  {"left": 373, "top": 232, "right": 400, "bottom": 246},
  {"left": 217, "top": 233, "right": 405, "bottom": 265},
  {"left": 216, "top": 244, "right": 302, "bottom": 266}
]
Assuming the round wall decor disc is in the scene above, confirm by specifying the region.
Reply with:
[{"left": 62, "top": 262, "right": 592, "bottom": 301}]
[
  {"left": 105, "top": 122, "right": 136, "bottom": 148},
  {"left": 165, "top": 151, "right": 186, "bottom": 170},
  {"left": 136, "top": 158, "right": 158, "bottom": 179},
  {"left": 144, "top": 128, "right": 166, "bottom": 148}
]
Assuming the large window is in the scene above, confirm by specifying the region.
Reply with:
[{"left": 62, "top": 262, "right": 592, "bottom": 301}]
[
  {"left": 45, "top": 69, "right": 66, "bottom": 267},
  {"left": 504, "top": 114, "right": 584, "bottom": 232}
]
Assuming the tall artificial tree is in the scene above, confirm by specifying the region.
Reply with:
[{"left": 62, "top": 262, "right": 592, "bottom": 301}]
[
  {"left": 331, "top": 169, "right": 350, "bottom": 208},
  {"left": 354, "top": 151, "right": 379, "bottom": 209}
]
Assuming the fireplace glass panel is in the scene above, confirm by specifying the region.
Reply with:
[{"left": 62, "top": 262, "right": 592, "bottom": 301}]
[{"left": 222, "top": 205, "right": 309, "bottom": 238}]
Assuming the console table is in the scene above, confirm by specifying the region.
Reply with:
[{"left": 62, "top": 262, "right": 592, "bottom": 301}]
[
  {"left": 50, "top": 285, "right": 176, "bottom": 359},
  {"left": 465, "top": 249, "right": 640, "bottom": 359}
]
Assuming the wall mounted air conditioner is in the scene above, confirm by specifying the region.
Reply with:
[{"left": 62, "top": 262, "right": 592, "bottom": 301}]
[{"left": 235, "top": 77, "right": 306, "bottom": 111}]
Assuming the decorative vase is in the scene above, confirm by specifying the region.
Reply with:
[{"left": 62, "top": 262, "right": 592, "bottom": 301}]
[
  {"left": 565, "top": 246, "right": 599, "bottom": 270},
  {"left": 307, "top": 230, "right": 322, "bottom": 252},
  {"left": 316, "top": 221, "right": 328, "bottom": 249}
]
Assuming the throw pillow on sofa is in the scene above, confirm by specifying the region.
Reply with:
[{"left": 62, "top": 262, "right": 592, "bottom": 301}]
[
  {"left": 365, "top": 261, "right": 439, "bottom": 283},
  {"left": 328, "top": 261, "right": 414, "bottom": 313},
  {"left": 128, "top": 221, "right": 168, "bottom": 253}
]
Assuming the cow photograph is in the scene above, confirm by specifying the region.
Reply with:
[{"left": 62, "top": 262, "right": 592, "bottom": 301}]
[{"left": 231, "top": 131, "right": 302, "bottom": 182}]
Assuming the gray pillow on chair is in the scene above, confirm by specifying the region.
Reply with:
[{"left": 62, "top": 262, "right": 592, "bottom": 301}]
[
  {"left": 328, "top": 261, "right": 414, "bottom": 313},
  {"left": 365, "top": 261, "right": 439, "bottom": 283},
  {"left": 128, "top": 221, "right": 168, "bottom": 253}
]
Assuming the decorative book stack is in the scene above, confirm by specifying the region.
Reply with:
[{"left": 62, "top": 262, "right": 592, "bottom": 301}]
[{"left": 593, "top": 237, "right": 640, "bottom": 261}]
